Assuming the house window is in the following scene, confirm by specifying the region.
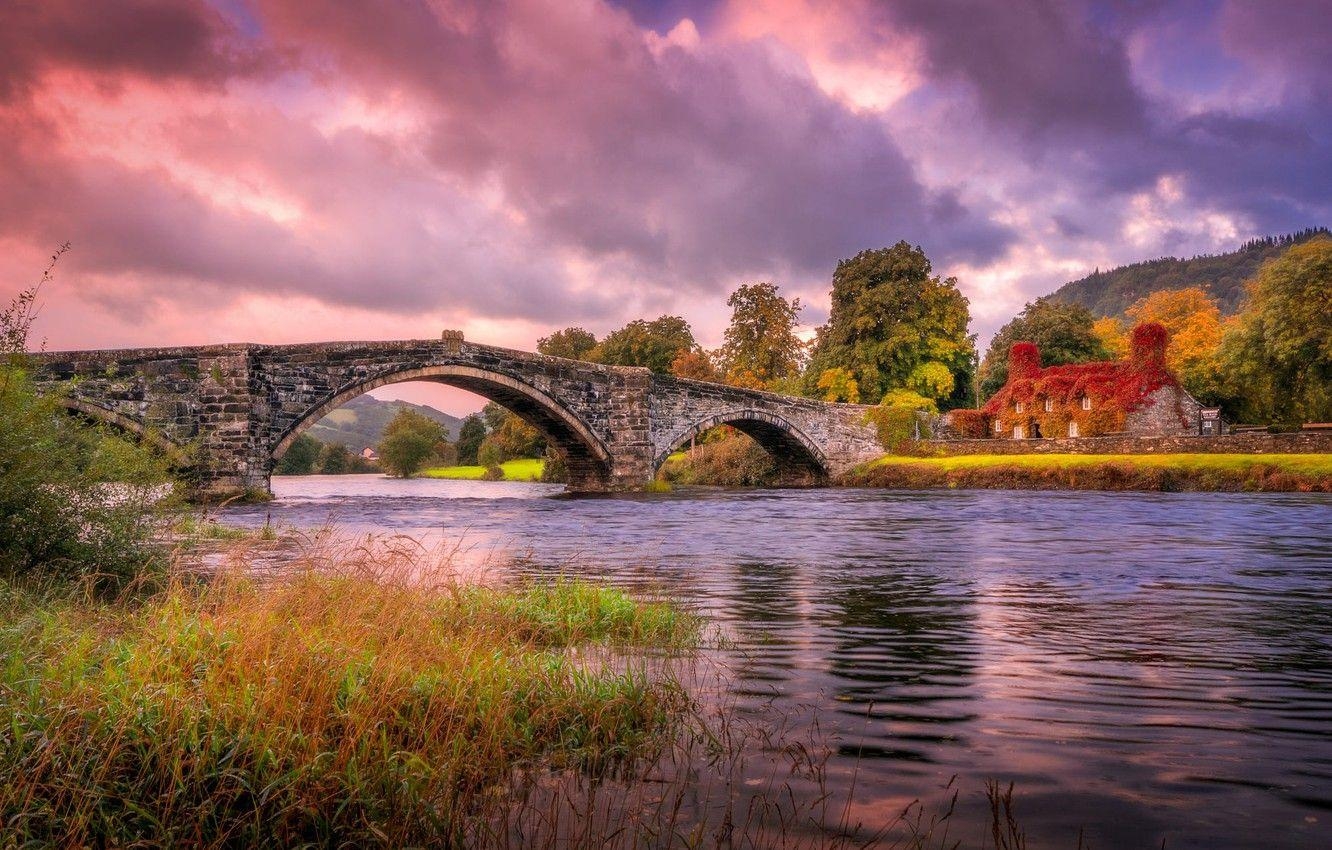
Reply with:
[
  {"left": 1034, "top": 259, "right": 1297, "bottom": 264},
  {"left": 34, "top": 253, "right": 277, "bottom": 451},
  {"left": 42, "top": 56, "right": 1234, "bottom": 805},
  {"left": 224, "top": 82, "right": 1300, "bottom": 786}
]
[
  {"left": 1081, "top": 396, "right": 1092, "bottom": 411},
  {"left": 1068, "top": 421, "right": 1079, "bottom": 438},
  {"left": 1015, "top": 402, "right": 1024, "bottom": 413},
  {"left": 1044, "top": 398, "right": 1053, "bottom": 412},
  {"left": 1013, "top": 425, "right": 1025, "bottom": 440},
  {"left": 994, "top": 420, "right": 1002, "bottom": 434}
]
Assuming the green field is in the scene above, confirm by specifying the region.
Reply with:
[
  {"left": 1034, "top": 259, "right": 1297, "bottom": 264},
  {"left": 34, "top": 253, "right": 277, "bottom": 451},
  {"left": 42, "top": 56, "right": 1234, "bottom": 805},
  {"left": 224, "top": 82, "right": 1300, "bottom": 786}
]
[
  {"left": 423, "top": 457, "right": 545, "bottom": 481},
  {"left": 872, "top": 452, "right": 1332, "bottom": 475},
  {"left": 847, "top": 452, "right": 1332, "bottom": 492}
]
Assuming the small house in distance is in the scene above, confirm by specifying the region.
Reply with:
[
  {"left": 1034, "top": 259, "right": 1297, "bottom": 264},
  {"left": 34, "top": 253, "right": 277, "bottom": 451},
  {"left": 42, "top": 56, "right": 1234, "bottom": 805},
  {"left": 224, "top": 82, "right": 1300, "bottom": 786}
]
[{"left": 950, "top": 322, "right": 1203, "bottom": 440}]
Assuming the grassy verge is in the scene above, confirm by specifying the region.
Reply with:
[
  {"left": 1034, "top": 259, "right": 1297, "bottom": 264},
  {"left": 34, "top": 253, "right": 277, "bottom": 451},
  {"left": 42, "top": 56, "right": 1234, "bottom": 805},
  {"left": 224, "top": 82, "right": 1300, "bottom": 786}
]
[
  {"left": 840, "top": 452, "right": 1332, "bottom": 492},
  {"left": 0, "top": 558, "right": 698, "bottom": 846},
  {"left": 423, "top": 457, "right": 545, "bottom": 481}
]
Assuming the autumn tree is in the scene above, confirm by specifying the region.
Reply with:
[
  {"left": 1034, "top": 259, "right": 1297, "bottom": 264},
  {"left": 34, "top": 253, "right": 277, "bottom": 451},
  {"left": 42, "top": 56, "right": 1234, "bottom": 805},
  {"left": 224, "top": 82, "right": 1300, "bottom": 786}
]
[
  {"left": 478, "top": 402, "right": 545, "bottom": 461},
  {"left": 816, "top": 367, "right": 860, "bottom": 403},
  {"left": 1215, "top": 236, "right": 1332, "bottom": 425},
  {"left": 378, "top": 408, "right": 448, "bottom": 478},
  {"left": 1125, "top": 286, "right": 1223, "bottom": 398},
  {"left": 670, "top": 349, "right": 720, "bottom": 381},
  {"left": 537, "top": 327, "right": 598, "bottom": 361},
  {"left": 590, "top": 316, "right": 696, "bottom": 373},
  {"left": 718, "top": 282, "right": 805, "bottom": 386},
  {"left": 1091, "top": 317, "right": 1129, "bottom": 359},
  {"left": 979, "top": 297, "right": 1110, "bottom": 398},
  {"left": 805, "top": 243, "right": 974, "bottom": 407}
]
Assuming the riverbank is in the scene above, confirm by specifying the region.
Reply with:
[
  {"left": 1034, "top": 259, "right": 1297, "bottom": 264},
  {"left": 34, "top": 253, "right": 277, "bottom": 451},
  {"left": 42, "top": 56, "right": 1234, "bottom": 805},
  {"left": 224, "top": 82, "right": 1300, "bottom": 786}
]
[
  {"left": 838, "top": 452, "right": 1332, "bottom": 492},
  {"left": 0, "top": 542, "right": 699, "bottom": 846},
  {"left": 423, "top": 457, "right": 544, "bottom": 481}
]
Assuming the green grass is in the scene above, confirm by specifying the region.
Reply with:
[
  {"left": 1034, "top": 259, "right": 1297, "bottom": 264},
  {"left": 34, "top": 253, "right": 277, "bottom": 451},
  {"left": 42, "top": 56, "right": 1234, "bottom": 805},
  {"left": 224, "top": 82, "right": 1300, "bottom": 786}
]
[
  {"left": 849, "top": 452, "right": 1332, "bottom": 492},
  {"left": 0, "top": 567, "right": 699, "bottom": 846},
  {"left": 871, "top": 452, "right": 1332, "bottom": 475},
  {"left": 423, "top": 457, "right": 545, "bottom": 481}
]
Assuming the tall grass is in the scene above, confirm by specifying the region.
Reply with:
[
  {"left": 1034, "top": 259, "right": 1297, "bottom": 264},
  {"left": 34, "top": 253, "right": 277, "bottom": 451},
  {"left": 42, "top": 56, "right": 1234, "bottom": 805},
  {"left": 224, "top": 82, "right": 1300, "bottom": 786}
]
[{"left": 0, "top": 541, "right": 698, "bottom": 846}]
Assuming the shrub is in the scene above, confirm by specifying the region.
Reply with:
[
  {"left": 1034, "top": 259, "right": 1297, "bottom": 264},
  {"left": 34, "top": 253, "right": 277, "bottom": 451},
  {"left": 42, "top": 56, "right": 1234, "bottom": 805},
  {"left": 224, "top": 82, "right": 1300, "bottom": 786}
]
[
  {"left": 949, "top": 409, "right": 991, "bottom": 438},
  {"left": 865, "top": 389, "right": 938, "bottom": 453},
  {"left": 0, "top": 255, "right": 175, "bottom": 591}
]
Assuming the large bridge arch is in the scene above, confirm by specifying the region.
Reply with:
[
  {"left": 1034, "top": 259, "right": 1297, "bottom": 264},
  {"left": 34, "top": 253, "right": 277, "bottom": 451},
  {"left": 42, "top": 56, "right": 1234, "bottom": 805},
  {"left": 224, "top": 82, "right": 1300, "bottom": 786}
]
[
  {"left": 654, "top": 409, "right": 830, "bottom": 483},
  {"left": 270, "top": 364, "right": 613, "bottom": 486}
]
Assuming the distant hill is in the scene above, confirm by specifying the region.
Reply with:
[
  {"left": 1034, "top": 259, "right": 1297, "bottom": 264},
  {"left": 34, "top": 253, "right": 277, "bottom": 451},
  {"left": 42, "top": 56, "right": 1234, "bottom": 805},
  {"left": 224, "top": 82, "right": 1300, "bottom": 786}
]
[
  {"left": 1048, "top": 227, "right": 1329, "bottom": 316},
  {"left": 306, "top": 395, "right": 463, "bottom": 451}
]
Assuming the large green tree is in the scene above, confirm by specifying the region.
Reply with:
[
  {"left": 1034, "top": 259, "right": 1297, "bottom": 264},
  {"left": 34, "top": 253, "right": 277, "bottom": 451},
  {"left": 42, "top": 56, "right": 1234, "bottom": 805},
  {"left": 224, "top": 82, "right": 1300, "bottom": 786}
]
[
  {"left": 377, "top": 408, "right": 447, "bottom": 478},
  {"left": 978, "top": 297, "right": 1111, "bottom": 398},
  {"left": 275, "top": 434, "right": 322, "bottom": 475},
  {"left": 536, "top": 327, "right": 598, "bottom": 361},
  {"left": 456, "top": 413, "right": 487, "bottom": 466},
  {"left": 1215, "top": 236, "right": 1332, "bottom": 425},
  {"left": 805, "top": 242, "right": 975, "bottom": 406},
  {"left": 590, "top": 316, "right": 696, "bottom": 374},
  {"left": 718, "top": 282, "right": 805, "bottom": 385}
]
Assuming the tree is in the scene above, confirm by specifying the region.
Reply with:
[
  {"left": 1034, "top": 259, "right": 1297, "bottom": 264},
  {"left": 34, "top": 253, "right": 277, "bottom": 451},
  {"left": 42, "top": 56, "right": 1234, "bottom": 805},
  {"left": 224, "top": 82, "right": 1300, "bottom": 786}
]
[
  {"left": 590, "top": 316, "right": 696, "bottom": 373},
  {"left": 377, "top": 408, "right": 447, "bottom": 478},
  {"left": 805, "top": 243, "right": 975, "bottom": 407},
  {"left": 275, "top": 434, "right": 322, "bottom": 475},
  {"left": 1125, "top": 287, "right": 1223, "bottom": 398},
  {"left": 718, "top": 282, "right": 805, "bottom": 385},
  {"left": 456, "top": 414, "right": 487, "bottom": 465},
  {"left": 979, "top": 297, "right": 1110, "bottom": 398},
  {"left": 1215, "top": 236, "right": 1332, "bottom": 424},
  {"left": 319, "top": 443, "right": 351, "bottom": 474},
  {"left": 537, "top": 327, "right": 598, "bottom": 361},
  {"left": 669, "top": 349, "right": 720, "bottom": 381},
  {"left": 816, "top": 367, "right": 860, "bottom": 403},
  {"left": 1092, "top": 316, "right": 1129, "bottom": 359}
]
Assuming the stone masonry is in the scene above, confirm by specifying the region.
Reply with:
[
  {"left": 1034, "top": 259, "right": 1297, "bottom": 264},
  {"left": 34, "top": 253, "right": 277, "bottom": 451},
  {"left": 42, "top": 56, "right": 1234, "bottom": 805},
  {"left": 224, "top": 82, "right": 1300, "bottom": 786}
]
[{"left": 30, "top": 336, "right": 883, "bottom": 498}]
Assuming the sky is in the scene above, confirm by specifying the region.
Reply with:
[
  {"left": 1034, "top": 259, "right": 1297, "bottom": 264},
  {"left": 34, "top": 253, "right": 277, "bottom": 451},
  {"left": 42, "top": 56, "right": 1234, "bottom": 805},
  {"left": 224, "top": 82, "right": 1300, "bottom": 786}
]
[{"left": 1, "top": 0, "right": 1328, "bottom": 415}]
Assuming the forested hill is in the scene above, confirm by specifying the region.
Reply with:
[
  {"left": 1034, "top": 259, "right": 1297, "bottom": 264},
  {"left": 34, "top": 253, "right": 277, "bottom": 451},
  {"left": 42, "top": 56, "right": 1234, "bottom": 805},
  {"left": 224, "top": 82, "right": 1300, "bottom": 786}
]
[
  {"left": 1048, "top": 227, "right": 1329, "bottom": 316},
  {"left": 307, "top": 395, "right": 463, "bottom": 450}
]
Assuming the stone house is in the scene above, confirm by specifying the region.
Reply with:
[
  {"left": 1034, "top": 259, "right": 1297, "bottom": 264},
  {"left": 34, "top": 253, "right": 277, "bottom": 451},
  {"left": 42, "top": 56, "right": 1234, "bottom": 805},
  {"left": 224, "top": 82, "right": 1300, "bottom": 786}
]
[{"left": 950, "top": 322, "right": 1203, "bottom": 440}]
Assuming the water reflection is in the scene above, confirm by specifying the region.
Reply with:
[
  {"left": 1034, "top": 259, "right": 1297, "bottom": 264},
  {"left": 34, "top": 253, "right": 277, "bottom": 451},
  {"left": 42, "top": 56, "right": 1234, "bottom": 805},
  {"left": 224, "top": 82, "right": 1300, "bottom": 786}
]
[{"left": 224, "top": 477, "right": 1332, "bottom": 849}]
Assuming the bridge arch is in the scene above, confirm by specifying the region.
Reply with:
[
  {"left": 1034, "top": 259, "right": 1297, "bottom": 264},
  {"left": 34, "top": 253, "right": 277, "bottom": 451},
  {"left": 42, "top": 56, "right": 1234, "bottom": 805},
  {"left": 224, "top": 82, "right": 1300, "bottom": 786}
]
[
  {"left": 271, "top": 364, "right": 612, "bottom": 485},
  {"left": 59, "top": 398, "right": 189, "bottom": 464},
  {"left": 654, "top": 409, "right": 829, "bottom": 483}
]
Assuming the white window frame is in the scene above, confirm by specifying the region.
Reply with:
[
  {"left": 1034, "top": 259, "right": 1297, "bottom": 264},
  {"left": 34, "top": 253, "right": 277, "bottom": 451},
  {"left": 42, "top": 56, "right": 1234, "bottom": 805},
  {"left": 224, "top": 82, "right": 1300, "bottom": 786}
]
[
  {"left": 1068, "top": 421, "right": 1079, "bottom": 438},
  {"left": 994, "top": 420, "right": 1002, "bottom": 434},
  {"left": 1044, "top": 398, "right": 1053, "bottom": 413},
  {"left": 1013, "top": 425, "right": 1025, "bottom": 440},
  {"left": 1015, "top": 401, "right": 1024, "bottom": 413},
  {"left": 1081, "top": 396, "right": 1092, "bottom": 411}
]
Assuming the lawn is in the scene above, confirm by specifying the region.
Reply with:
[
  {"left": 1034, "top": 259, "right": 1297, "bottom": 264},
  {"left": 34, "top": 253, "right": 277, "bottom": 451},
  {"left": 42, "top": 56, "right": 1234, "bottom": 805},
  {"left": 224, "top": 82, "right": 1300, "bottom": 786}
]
[
  {"left": 872, "top": 452, "right": 1332, "bottom": 475},
  {"left": 847, "top": 452, "right": 1332, "bottom": 491},
  {"left": 423, "top": 457, "right": 545, "bottom": 481}
]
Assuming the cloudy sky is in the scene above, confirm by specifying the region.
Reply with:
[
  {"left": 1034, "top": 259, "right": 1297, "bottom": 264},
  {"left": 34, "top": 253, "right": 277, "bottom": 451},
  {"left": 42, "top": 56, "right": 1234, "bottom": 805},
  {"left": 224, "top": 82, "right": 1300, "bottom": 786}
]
[{"left": 1, "top": 0, "right": 1328, "bottom": 414}]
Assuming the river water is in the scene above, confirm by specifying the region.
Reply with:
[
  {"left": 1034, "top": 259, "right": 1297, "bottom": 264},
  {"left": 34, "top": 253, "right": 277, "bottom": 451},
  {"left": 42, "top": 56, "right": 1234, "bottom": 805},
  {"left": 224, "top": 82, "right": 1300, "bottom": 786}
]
[{"left": 224, "top": 475, "right": 1332, "bottom": 849}]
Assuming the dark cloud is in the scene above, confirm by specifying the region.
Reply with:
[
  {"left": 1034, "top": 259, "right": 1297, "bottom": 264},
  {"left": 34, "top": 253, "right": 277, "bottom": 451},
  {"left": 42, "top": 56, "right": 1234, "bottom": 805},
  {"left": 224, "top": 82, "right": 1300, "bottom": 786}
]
[{"left": 0, "top": 0, "right": 268, "bottom": 102}]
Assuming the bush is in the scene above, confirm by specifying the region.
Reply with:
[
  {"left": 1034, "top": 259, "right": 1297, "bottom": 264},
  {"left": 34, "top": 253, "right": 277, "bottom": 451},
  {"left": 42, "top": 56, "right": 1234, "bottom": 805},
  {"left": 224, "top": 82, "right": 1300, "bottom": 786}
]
[
  {"left": 0, "top": 254, "right": 174, "bottom": 591},
  {"left": 659, "top": 432, "right": 778, "bottom": 486},
  {"left": 865, "top": 389, "right": 938, "bottom": 453},
  {"left": 949, "top": 409, "right": 991, "bottom": 438}
]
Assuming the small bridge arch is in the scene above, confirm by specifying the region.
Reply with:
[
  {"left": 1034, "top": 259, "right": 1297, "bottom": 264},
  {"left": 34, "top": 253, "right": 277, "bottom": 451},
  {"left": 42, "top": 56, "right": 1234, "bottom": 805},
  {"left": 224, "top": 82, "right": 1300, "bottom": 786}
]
[
  {"left": 654, "top": 408, "right": 830, "bottom": 483},
  {"left": 271, "top": 364, "right": 613, "bottom": 485},
  {"left": 59, "top": 398, "right": 190, "bottom": 465}
]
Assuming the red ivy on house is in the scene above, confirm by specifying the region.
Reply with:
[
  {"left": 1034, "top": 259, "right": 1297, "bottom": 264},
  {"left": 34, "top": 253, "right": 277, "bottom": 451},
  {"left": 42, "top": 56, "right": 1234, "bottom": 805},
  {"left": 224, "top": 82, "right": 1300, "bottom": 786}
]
[{"left": 959, "top": 322, "right": 1186, "bottom": 438}]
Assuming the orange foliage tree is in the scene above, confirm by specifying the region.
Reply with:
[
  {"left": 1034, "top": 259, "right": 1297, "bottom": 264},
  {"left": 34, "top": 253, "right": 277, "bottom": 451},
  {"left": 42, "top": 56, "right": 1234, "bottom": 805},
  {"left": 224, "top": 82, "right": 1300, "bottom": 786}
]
[{"left": 1126, "top": 287, "right": 1222, "bottom": 396}]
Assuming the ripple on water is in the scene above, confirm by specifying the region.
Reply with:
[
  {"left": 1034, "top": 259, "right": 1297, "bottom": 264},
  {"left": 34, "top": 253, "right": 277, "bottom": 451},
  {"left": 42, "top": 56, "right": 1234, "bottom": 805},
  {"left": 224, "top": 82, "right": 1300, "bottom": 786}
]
[{"left": 222, "top": 478, "right": 1332, "bottom": 849}]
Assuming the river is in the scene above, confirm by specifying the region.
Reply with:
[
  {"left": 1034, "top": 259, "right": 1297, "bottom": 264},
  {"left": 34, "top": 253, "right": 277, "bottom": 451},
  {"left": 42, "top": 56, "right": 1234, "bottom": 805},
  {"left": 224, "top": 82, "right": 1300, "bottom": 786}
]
[{"left": 223, "top": 475, "right": 1332, "bottom": 849}]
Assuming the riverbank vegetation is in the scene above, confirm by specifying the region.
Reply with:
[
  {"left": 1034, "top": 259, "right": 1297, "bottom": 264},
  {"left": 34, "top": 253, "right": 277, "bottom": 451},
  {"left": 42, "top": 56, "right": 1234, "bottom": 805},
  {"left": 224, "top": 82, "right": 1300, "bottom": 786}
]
[
  {"left": 424, "top": 456, "right": 546, "bottom": 481},
  {"left": 841, "top": 452, "right": 1332, "bottom": 492},
  {"left": 0, "top": 545, "right": 701, "bottom": 846}
]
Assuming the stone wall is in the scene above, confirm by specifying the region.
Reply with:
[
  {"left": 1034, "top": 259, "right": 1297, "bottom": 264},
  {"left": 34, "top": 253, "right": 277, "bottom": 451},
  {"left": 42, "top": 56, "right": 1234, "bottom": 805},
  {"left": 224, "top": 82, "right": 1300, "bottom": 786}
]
[{"left": 922, "top": 431, "right": 1332, "bottom": 456}]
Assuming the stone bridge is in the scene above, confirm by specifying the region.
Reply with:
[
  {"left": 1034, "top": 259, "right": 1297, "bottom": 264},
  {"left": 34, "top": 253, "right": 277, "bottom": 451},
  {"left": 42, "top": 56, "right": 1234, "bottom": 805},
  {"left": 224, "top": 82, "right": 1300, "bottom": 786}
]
[{"left": 30, "top": 334, "right": 883, "bottom": 497}]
